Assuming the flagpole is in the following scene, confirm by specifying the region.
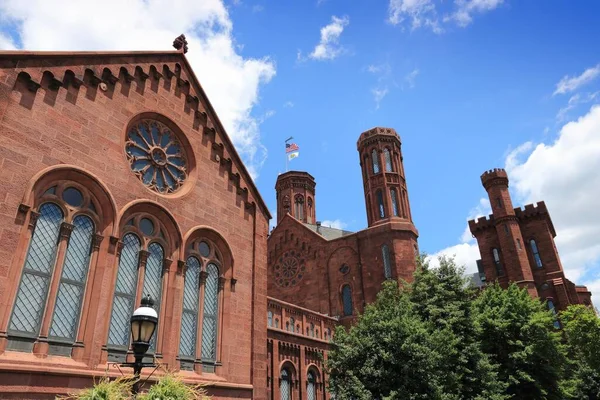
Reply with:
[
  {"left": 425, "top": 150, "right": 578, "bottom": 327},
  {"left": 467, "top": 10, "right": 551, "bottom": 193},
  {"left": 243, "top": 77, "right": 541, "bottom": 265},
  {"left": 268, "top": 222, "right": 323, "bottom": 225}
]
[{"left": 285, "top": 136, "right": 293, "bottom": 172}]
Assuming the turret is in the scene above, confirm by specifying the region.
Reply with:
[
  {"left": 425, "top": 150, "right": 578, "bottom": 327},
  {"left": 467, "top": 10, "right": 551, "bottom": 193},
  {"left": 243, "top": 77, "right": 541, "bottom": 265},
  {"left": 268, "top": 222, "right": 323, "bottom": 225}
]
[
  {"left": 357, "top": 127, "right": 412, "bottom": 227},
  {"left": 275, "top": 171, "right": 316, "bottom": 224}
]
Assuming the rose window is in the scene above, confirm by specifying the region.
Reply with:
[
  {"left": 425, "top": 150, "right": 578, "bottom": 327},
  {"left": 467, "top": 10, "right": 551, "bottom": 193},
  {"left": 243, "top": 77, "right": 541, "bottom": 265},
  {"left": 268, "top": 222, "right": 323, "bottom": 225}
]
[
  {"left": 125, "top": 119, "right": 187, "bottom": 194},
  {"left": 274, "top": 251, "right": 306, "bottom": 287}
]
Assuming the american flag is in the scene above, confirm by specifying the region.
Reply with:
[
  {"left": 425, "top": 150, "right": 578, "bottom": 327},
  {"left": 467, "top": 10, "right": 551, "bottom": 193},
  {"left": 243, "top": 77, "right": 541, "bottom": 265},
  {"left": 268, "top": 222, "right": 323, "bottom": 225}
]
[{"left": 286, "top": 143, "right": 299, "bottom": 153}]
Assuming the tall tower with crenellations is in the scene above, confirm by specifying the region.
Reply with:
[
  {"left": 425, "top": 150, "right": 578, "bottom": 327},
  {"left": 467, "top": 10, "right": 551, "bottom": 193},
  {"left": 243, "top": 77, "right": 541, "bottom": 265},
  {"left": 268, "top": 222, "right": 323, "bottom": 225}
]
[
  {"left": 275, "top": 171, "right": 316, "bottom": 224},
  {"left": 357, "top": 127, "right": 414, "bottom": 227}
]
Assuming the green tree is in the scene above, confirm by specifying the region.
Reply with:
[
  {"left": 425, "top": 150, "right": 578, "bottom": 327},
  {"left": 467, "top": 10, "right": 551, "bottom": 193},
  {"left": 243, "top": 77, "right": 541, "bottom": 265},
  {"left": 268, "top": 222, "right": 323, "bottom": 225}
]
[
  {"left": 410, "top": 256, "right": 506, "bottom": 399},
  {"left": 560, "top": 304, "right": 600, "bottom": 399},
  {"left": 472, "top": 283, "right": 565, "bottom": 399}
]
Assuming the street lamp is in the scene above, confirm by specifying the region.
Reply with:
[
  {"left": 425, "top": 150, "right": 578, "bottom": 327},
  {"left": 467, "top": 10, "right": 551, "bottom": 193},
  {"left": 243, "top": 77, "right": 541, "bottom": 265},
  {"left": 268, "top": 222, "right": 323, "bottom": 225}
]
[{"left": 128, "top": 295, "right": 158, "bottom": 395}]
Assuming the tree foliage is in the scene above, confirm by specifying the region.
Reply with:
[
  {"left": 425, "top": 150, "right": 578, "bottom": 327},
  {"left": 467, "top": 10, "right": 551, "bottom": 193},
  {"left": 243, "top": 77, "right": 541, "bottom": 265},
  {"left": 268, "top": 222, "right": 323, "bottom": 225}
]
[{"left": 326, "top": 254, "right": 600, "bottom": 400}]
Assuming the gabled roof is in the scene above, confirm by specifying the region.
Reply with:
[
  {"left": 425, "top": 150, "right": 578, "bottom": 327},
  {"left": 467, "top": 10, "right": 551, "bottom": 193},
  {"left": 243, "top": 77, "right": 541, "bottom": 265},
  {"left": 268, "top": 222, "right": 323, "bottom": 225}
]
[{"left": 0, "top": 48, "right": 271, "bottom": 220}]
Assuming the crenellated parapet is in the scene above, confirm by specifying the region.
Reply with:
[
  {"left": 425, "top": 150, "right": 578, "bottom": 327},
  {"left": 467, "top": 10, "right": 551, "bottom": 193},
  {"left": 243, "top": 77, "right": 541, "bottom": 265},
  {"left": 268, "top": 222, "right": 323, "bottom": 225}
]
[
  {"left": 514, "top": 201, "right": 556, "bottom": 236},
  {"left": 468, "top": 214, "right": 496, "bottom": 233},
  {"left": 480, "top": 168, "right": 509, "bottom": 190},
  {"left": 357, "top": 126, "right": 400, "bottom": 149}
]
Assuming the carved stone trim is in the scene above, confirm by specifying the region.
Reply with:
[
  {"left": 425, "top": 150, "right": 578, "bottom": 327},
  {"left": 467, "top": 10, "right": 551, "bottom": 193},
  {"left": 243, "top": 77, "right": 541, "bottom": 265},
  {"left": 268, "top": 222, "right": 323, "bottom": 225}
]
[
  {"left": 199, "top": 271, "right": 209, "bottom": 285},
  {"left": 218, "top": 276, "right": 226, "bottom": 291},
  {"left": 18, "top": 203, "right": 30, "bottom": 215},
  {"left": 28, "top": 211, "right": 40, "bottom": 229},
  {"left": 116, "top": 240, "right": 125, "bottom": 255},
  {"left": 230, "top": 278, "right": 237, "bottom": 290},
  {"left": 138, "top": 250, "right": 150, "bottom": 268},
  {"left": 60, "top": 222, "right": 75, "bottom": 240},
  {"left": 163, "top": 258, "right": 173, "bottom": 272},
  {"left": 92, "top": 234, "right": 104, "bottom": 250},
  {"left": 177, "top": 260, "right": 186, "bottom": 275}
]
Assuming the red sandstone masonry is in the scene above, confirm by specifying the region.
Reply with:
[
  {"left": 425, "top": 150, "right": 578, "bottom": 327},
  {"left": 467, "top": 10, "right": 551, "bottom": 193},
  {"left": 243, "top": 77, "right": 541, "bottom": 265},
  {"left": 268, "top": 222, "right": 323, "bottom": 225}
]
[{"left": 0, "top": 50, "right": 269, "bottom": 399}]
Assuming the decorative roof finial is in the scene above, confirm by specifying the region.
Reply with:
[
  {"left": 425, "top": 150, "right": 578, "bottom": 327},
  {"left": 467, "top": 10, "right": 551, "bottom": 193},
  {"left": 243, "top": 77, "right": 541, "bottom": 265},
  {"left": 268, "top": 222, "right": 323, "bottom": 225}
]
[{"left": 173, "top": 34, "right": 188, "bottom": 54}]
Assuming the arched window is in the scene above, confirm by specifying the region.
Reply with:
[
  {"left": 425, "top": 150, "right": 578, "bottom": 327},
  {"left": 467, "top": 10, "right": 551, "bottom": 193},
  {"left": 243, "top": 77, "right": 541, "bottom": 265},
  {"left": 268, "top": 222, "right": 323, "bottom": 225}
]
[
  {"left": 372, "top": 149, "right": 380, "bottom": 174},
  {"left": 275, "top": 318, "right": 280, "bottom": 328},
  {"left": 383, "top": 148, "right": 393, "bottom": 172},
  {"left": 342, "top": 285, "right": 353, "bottom": 316},
  {"left": 492, "top": 248, "right": 504, "bottom": 276},
  {"left": 307, "top": 370, "right": 317, "bottom": 400},
  {"left": 201, "top": 263, "right": 219, "bottom": 363},
  {"left": 390, "top": 189, "right": 399, "bottom": 217},
  {"left": 310, "top": 322, "right": 315, "bottom": 337},
  {"left": 289, "top": 317, "right": 295, "bottom": 333},
  {"left": 307, "top": 198, "right": 313, "bottom": 224},
  {"left": 280, "top": 368, "right": 291, "bottom": 400},
  {"left": 179, "top": 257, "right": 200, "bottom": 359},
  {"left": 108, "top": 214, "right": 167, "bottom": 358},
  {"left": 9, "top": 203, "right": 63, "bottom": 337},
  {"left": 376, "top": 190, "right": 385, "bottom": 219},
  {"left": 326, "top": 327, "right": 332, "bottom": 341},
  {"left": 268, "top": 311, "right": 273, "bottom": 327},
  {"left": 9, "top": 182, "right": 102, "bottom": 352},
  {"left": 294, "top": 195, "right": 304, "bottom": 221},
  {"left": 382, "top": 244, "right": 392, "bottom": 279},
  {"left": 530, "top": 239, "right": 543, "bottom": 268}
]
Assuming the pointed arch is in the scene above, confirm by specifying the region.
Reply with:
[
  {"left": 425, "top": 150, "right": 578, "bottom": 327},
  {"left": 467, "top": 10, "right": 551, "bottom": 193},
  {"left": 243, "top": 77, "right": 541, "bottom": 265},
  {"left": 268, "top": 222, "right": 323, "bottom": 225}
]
[{"left": 183, "top": 225, "right": 235, "bottom": 278}]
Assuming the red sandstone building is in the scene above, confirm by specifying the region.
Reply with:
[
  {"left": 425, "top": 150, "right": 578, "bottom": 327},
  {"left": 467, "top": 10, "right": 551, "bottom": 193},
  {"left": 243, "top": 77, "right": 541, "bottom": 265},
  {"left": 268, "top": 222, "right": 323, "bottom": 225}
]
[{"left": 0, "top": 39, "right": 592, "bottom": 400}]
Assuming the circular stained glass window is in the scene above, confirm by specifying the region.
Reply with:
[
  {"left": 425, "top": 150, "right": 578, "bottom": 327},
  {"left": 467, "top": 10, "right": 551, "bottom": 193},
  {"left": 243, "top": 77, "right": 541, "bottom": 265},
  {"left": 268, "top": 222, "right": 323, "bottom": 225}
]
[
  {"left": 63, "top": 187, "right": 83, "bottom": 207},
  {"left": 140, "top": 218, "right": 155, "bottom": 236},
  {"left": 199, "top": 241, "right": 210, "bottom": 257},
  {"left": 125, "top": 119, "right": 188, "bottom": 194},
  {"left": 274, "top": 255, "right": 306, "bottom": 288}
]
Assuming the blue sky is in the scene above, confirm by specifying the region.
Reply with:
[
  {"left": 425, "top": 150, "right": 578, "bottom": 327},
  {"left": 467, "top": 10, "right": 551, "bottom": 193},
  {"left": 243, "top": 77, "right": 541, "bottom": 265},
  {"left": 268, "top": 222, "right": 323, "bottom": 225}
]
[{"left": 1, "top": 0, "right": 600, "bottom": 297}]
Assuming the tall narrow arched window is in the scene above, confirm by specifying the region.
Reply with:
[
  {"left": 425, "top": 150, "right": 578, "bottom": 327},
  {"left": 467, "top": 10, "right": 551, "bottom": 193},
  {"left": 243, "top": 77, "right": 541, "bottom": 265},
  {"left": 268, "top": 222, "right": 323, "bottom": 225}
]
[
  {"left": 376, "top": 190, "right": 385, "bottom": 219},
  {"left": 492, "top": 248, "right": 504, "bottom": 276},
  {"left": 342, "top": 285, "right": 353, "bottom": 316},
  {"left": 383, "top": 148, "right": 393, "bottom": 172},
  {"left": 310, "top": 322, "right": 315, "bottom": 337},
  {"left": 530, "top": 239, "right": 543, "bottom": 268},
  {"left": 547, "top": 299, "right": 561, "bottom": 329},
  {"left": 179, "top": 257, "right": 200, "bottom": 359},
  {"left": 382, "top": 244, "right": 392, "bottom": 279},
  {"left": 280, "top": 368, "right": 291, "bottom": 400},
  {"left": 307, "top": 370, "right": 317, "bottom": 400},
  {"left": 390, "top": 189, "right": 399, "bottom": 217},
  {"left": 307, "top": 198, "right": 313, "bottom": 224},
  {"left": 372, "top": 149, "right": 380, "bottom": 174},
  {"left": 201, "top": 263, "right": 219, "bottom": 363},
  {"left": 268, "top": 311, "right": 273, "bottom": 327},
  {"left": 49, "top": 215, "right": 95, "bottom": 341},
  {"left": 108, "top": 233, "right": 141, "bottom": 346},
  {"left": 289, "top": 317, "right": 295, "bottom": 333},
  {"left": 144, "top": 242, "right": 164, "bottom": 351},
  {"left": 9, "top": 203, "right": 63, "bottom": 336},
  {"left": 294, "top": 195, "right": 304, "bottom": 221}
]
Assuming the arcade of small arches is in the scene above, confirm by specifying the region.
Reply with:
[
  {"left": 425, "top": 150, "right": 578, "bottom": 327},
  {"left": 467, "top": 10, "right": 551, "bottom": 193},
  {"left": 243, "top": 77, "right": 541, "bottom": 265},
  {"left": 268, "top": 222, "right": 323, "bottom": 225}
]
[
  {"left": 2, "top": 161, "right": 235, "bottom": 374},
  {"left": 275, "top": 362, "right": 324, "bottom": 400}
]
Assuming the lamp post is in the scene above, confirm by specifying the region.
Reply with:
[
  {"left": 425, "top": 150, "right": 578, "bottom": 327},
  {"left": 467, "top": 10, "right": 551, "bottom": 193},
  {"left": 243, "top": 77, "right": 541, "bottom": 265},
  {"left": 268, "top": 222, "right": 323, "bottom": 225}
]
[{"left": 128, "top": 295, "right": 158, "bottom": 395}]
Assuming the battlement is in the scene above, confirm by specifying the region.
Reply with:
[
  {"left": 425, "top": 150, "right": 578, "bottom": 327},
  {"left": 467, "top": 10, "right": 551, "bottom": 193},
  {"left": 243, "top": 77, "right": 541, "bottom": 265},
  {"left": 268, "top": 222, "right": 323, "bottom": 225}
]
[
  {"left": 481, "top": 168, "right": 509, "bottom": 189},
  {"left": 513, "top": 202, "right": 549, "bottom": 219},
  {"left": 357, "top": 126, "right": 400, "bottom": 148},
  {"left": 275, "top": 170, "right": 316, "bottom": 191},
  {"left": 468, "top": 214, "right": 496, "bottom": 233}
]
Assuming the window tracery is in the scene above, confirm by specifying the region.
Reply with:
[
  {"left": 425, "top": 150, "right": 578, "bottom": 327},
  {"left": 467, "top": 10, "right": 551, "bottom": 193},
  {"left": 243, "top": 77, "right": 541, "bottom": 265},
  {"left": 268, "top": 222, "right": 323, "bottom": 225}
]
[{"left": 274, "top": 250, "right": 306, "bottom": 287}]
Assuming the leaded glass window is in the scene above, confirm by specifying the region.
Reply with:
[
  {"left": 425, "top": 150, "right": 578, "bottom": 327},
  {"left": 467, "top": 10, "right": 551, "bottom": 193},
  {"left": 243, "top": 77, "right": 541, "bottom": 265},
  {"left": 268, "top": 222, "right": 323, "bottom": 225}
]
[
  {"left": 376, "top": 190, "right": 385, "bottom": 219},
  {"left": 295, "top": 195, "right": 304, "bottom": 221},
  {"left": 9, "top": 203, "right": 63, "bottom": 336},
  {"left": 383, "top": 148, "right": 393, "bottom": 172},
  {"left": 310, "top": 322, "right": 315, "bottom": 337},
  {"left": 108, "top": 233, "right": 141, "bottom": 346},
  {"left": 382, "top": 244, "right": 392, "bottom": 279},
  {"left": 307, "top": 371, "right": 316, "bottom": 400},
  {"left": 180, "top": 257, "right": 200, "bottom": 358},
  {"left": 143, "top": 242, "right": 164, "bottom": 351},
  {"left": 492, "top": 248, "right": 504, "bottom": 277},
  {"left": 547, "top": 299, "right": 561, "bottom": 329},
  {"left": 280, "top": 368, "right": 291, "bottom": 400},
  {"left": 49, "top": 215, "right": 94, "bottom": 340},
  {"left": 530, "top": 239, "right": 543, "bottom": 268},
  {"left": 268, "top": 311, "right": 273, "bottom": 327},
  {"left": 201, "top": 263, "right": 219, "bottom": 362},
  {"left": 125, "top": 119, "right": 188, "bottom": 194},
  {"left": 372, "top": 149, "right": 380, "bottom": 174},
  {"left": 342, "top": 285, "right": 353, "bottom": 316},
  {"left": 390, "top": 189, "right": 399, "bottom": 217},
  {"left": 289, "top": 317, "right": 295, "bottom": 333}
]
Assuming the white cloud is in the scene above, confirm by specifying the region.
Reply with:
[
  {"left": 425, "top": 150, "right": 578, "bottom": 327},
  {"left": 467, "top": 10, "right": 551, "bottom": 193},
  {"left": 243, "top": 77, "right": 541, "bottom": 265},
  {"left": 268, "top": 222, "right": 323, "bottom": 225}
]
[
  {"left": 371, "top": 87, "right": 389, "bottom": 109},
  {"left": 445, "top": 0, "right": 504, "bottom": 27},
  {"left": 434, "top": 105, "right": 600, "bottom": 301},
  {"left": 556, "top": 91, "right": 599, "bottom": 122},
  {"left": 553, "top": 63, "right": 600, "bottom": 96},
  {"left": 388, "top": 0, "right": 503, "bottom": 32},
  {"left": 0, "top": 32, "right": 16, "bottom": 50},
  {"left": 252, "top": 4, "right": 264, "bottom": 13},
  {"left": 308, "top": 15, "right": 350, "bottom": 61},
  {"left": 284, "top": 101, "right": 294, "bottom": 108},
  {"left": 0, "top": 0, "right": 275, "bottom": 179},
  {"left": 321, "top": 219, "right": 348, "bottom": 230},
  {"left": 404, "top": 68, "right": 419, "bottom": 88}
]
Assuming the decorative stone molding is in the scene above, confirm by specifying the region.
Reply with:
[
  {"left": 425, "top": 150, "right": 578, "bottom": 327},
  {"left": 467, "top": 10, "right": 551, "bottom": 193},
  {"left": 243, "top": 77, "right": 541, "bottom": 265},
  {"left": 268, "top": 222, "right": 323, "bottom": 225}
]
[
  {"left": 199, "top": 271, "right": 209, "bottom": 285},
  {"left": 138, "top": 250, "right": 150, "bottom": 268},
  {"left": 92, "top": 234, "right": 104, "bottom": 250},
  {"left": 60, "top": 222, "right": 75, "bottom": 240},
  {"left": 28, "top": 211, "right": 40, "bottom": 229},
  {"left": 218, "top": 276, "right": 226, "bottom": 291}
]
